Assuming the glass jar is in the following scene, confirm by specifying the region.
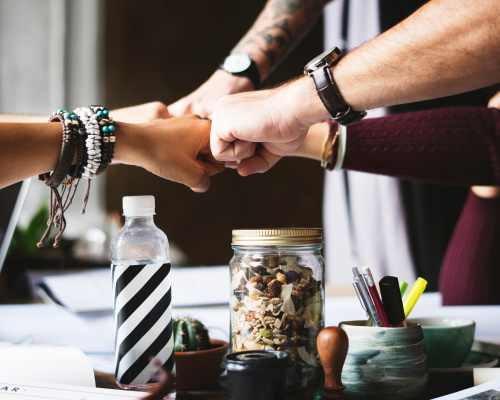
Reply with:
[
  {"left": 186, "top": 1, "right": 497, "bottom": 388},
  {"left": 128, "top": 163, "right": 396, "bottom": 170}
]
[{"left": 229, "top": 228, "right": 325, "bottom": 400}]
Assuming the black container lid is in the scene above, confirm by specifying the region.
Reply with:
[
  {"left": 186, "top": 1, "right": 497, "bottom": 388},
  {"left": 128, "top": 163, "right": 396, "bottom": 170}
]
[{"left": 222, "top": 350, "right": 290, "bottom": 372}]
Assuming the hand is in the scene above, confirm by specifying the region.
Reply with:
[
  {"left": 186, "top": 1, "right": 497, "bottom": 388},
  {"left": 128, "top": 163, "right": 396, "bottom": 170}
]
[
  {"left": 168, "top": 69, "right": 254, "bottom": 117},
  {"left": 210, "top": 77, "right": 327, "bottom": 176},
  {"left": 115, "top": 115, "right": 224, "bottom": 192},
  {"left": 111, "top": 101, "right": 171, "bottom": 123}
]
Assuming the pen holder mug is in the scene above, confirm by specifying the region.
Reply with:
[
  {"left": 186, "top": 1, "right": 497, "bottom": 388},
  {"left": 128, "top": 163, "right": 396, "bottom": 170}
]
[{"left": 339, "top": 321, "right": 429, "bottom": 400}]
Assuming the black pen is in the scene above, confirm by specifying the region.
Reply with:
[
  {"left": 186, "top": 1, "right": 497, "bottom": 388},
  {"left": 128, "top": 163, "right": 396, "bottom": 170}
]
[{"left": 379, "top": 276, "right": 407, "bottom": 327}]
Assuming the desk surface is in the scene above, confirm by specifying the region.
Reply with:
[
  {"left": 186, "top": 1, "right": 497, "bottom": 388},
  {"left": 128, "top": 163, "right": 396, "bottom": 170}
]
[
  {"left": 2, "top": 286, "right": 499, "bottom": 400},
  {"left": 94, "top": 369, "right": 479, "bottom": 400}
]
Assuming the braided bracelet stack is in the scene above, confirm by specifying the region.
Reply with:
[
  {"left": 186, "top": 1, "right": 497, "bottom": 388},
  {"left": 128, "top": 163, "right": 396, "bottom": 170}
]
[{"left": 37, "top": 105, "right": 115, "bottom": 248}]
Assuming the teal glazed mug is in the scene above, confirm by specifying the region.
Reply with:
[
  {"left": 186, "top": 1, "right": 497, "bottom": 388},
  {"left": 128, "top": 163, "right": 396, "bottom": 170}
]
[
  {"left": 339, "top": 321, "right": 429, "bottom": 400},
  {"left": 408, "top": 317, "right": 475, "bottom": 368}
]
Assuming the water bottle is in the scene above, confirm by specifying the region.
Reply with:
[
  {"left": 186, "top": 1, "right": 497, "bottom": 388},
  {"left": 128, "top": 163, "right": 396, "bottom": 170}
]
[{"left": 110, "top": 195, "right": 175, "bottom": 397}]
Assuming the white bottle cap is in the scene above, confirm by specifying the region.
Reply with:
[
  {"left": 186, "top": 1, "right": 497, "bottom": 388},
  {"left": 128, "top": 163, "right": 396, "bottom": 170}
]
[{"left": 122, "top": 195, "right": 156, "bottom": 216}]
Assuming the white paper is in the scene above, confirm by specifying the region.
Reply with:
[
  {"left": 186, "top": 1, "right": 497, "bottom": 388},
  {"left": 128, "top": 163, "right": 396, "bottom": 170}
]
[
  {"left": 474, "top": 368, "right": 500, "bottom": 386},
  {"left": 0, "top": 380, "right": 147, "bottom": 399},
  {"left": 0, "top": 346, "right": 95, "bottom": 388},
  {"left": 34, "top": 266, "right": 230, "bottom": 313},
  {"left": 0, "top": 304, "right": 114, "bottom": 353},
  {"left": 431, "top": 376, "right": 500, "bottom": 399}
]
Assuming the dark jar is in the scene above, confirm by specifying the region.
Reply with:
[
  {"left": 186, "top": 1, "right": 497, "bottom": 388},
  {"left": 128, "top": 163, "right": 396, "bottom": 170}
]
[{"left": 229, "top": 228, "right": 325, "bottom": 399}]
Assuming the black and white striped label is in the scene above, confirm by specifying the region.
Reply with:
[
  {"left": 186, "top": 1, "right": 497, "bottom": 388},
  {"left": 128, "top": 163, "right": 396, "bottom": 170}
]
[{"left": 112, "top": 262, "right": 175, "bottom": 385}]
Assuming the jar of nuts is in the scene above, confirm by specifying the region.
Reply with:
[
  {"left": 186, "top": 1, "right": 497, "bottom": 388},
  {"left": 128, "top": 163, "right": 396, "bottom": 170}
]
[{"left": 230, "top": 228, "right": 324, "bottom": 400}]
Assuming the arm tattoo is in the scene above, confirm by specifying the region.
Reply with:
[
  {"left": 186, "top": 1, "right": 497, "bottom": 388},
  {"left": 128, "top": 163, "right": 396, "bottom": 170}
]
[{"left": 233, "top": 0, "right": 330, "bottom": 76}]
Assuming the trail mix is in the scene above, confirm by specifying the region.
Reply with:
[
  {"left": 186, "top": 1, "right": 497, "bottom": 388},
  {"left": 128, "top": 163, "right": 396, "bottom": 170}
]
[{"left": 231, "top": 254, "right": 323, "bottom": 396}]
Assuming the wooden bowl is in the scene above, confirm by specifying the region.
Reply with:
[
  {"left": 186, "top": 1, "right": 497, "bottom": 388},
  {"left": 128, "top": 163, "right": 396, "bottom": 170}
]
[{"left": 175, "top": 339, "right": 229, "bottom": 390}]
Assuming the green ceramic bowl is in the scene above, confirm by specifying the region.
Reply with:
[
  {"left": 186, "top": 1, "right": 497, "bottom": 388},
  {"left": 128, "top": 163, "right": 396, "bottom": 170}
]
[
  {"left": 339, "top": 321, "right": 429, "bottom": 400},
  {"left": 408, "top": 317, "right": 475, "bottom": 368}
]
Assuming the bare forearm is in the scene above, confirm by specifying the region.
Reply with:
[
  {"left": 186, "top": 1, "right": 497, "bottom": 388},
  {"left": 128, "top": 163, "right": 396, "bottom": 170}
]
[
  {"left": 334, "top": 0, "right": 500, "bottom": 111},
  {"left": 0, "top": 123, "right": 61, "bottom": 188},
  {"left": 0, "top": 114, "right": 48, "bottom": 123},
  {"left": 232, "top": 0, "right": 329, "bottom": 80}
]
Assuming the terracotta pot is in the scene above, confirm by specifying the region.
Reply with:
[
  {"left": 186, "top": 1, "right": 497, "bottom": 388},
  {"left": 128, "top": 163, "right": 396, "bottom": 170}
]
[{"left": 175, "top": 338, "right": 229, "bottom": 390}]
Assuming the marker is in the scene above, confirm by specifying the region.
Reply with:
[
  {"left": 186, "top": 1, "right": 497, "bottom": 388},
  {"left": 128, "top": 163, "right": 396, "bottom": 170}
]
[
  {"left": 361, "top": 266, "right": 390, "bottom": 327},
  {"left": 399, "top": 281, "right": 408, "bottom": 298},
  {"left": 403, "top": 277, "right": 427, "bottom": 318},
  {"left": 379, "top": 276, "right": 407, "bottom": 327},
  {"left": 352, "top": 267, "right": 383, "bottom": 327}
]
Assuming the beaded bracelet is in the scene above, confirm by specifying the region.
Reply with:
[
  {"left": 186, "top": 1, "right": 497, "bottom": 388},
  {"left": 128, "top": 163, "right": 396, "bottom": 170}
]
[
  {"left": 95, "top": 107, "right": 115, "bottom": 175},
  {"left": 73, "top": 105, "right": 115, "bottom": 178}
]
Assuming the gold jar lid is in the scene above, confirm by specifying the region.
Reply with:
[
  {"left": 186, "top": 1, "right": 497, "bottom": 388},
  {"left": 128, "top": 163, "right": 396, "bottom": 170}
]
[{"left": 232, "top": 228, "right": 322, "bottom": 245}]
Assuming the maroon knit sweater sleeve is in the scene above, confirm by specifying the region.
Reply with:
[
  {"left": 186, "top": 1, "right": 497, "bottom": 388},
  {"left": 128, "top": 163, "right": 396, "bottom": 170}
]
[
  {"left": 342, "top": 107, "right": 500, "bottom": 186},
  {"left": 439, "top": 191, "right": 500, "bottom": 305}
]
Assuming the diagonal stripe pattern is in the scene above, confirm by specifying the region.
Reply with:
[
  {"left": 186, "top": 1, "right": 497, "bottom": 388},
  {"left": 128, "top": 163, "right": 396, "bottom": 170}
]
[{"left": 112, "top": 262, "right": 175, "bottom": 386}]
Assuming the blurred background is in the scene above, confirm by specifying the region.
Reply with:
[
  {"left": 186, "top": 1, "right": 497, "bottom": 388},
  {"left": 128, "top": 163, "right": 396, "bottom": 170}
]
[{"left": 0, "top": 0, "right": 325, "bottom": 293}]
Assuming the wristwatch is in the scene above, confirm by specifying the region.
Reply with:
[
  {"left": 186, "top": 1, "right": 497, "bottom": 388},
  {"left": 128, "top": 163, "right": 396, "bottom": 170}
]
[
  {"left": 220, "top": 53, "right": 261, "bottom": 89},
  {"left": 304, "top": 47, "right": 366, "bottom": 126}
]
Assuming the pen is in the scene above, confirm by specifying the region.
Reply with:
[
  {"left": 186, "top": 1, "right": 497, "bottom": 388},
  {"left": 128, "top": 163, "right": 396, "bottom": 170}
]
[
  {"left": 403, "top": 277, "right": 427, "bottom": 318},
  {"left": 379, "top": 276, "right": 407, "bottom": 327},
  {"left": 352, "top": 267, "right": 383, "bottom": 327},
  {"left": 399, "top": 281, "right": 408, "bottom": 298},
  {"left": 361, "top": 266, "right": 390, "bottom": 327}
]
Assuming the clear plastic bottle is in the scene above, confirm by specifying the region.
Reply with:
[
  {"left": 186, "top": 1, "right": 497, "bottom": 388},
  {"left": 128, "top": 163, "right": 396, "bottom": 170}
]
[{"left": 110, "top": 195, "right": 175, "bottom": 398}]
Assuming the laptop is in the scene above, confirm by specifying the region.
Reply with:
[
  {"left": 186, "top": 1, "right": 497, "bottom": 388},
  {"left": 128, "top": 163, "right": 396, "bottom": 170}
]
[{"left": 0, "top": 179, "right": 31, "bottom": 275}]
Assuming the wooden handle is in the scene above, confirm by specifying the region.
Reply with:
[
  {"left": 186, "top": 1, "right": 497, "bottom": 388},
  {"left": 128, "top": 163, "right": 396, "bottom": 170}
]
[{"left": 317, "top": 326, "right": 349, "bottom": 399}]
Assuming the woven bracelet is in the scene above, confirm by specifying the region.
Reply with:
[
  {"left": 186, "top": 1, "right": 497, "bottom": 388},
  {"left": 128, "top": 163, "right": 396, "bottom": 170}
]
[
  {"left": 38, "top": 110, "right": 79, "bottom": 188},
  {"left": 37, "top": 110, "right": 81, "bottom": 248}
]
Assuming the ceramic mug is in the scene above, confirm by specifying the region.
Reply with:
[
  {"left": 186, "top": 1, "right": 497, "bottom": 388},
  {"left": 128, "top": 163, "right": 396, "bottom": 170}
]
[
  {"left": 339, "top": 321, "right": 429, "bottom": 400},
  {"left": 408, "top": 317, "right": 475, "bottom": 368}
]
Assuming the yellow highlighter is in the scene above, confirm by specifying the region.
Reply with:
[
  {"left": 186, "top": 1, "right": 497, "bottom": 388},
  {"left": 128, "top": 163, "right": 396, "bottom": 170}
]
[{"left": 403, "top": 277, "right": 427, "bottom": 318}]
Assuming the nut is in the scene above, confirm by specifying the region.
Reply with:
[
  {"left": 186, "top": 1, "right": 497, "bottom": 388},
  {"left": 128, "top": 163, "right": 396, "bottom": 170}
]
[
  {"left": 245, "top": 311, "right": 255, "bottom": 322},
  {"left": 276, "top": 272, "right": 287, "bottom": 284},
  {"left": 264, "top": 279, "right": 282, "bottom": 298},
  {"left": 249, "top": 275, "right": 263, "bottom": 284}
]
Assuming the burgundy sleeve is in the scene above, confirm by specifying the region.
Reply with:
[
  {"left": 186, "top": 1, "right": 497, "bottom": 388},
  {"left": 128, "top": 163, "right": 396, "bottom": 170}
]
[
  {"left": 439, "top": 191, "right": 500, "bottom": 305},
  {"left": 341, "top": 106, "right": 500, "bottom": 186}
]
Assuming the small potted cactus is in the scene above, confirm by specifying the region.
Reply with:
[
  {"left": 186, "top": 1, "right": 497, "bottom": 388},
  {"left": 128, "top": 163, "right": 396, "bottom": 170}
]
[{"left": 173, "top": 316, "right": 229, "bottom": 390}]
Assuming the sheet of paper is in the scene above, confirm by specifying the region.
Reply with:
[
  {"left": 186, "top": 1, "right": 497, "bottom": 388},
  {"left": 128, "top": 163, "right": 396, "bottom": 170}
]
[
  {"left": 0, "top": 346, "right": 95, "bottom": 388},
  {"left": 0, "top": 380, "right": 147, "bottom": 399},
  {"left": 431, "top": 376, "right": 500, "bottom": 399},
  {"left": 34, "top": 266, "right": 230, "bottom": 313},
  {"left": 0, "top": 304, "right": 114, "bottom": 353},
  {"left": 474, "top": 368, "right": 500, "bottom": 386}
]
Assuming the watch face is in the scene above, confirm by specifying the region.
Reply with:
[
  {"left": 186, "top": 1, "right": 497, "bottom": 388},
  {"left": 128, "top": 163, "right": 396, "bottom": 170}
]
[
  {"left": 305, "top": 47, "right": 341, "bottom": 71},
  {"left": 223, "top": 54, "right": 252, "bottom": 73}
]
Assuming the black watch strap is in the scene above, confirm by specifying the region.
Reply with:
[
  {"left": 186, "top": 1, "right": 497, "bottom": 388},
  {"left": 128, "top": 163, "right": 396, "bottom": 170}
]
[
  {"left": 308, "top": 65, "right": 366, "bottom": 126},
  {"left": 220, "top": 59, "right": 261, "bottom": 90}
]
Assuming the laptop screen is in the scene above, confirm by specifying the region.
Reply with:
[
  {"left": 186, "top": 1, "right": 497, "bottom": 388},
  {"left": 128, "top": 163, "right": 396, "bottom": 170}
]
[{"left": 0, "top": 179, "right": 31, "bottom": 274}]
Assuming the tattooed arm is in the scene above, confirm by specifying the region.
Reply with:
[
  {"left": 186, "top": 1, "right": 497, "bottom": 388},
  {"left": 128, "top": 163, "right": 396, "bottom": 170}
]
[{"left": 168, "top": 0, "right": 330, "bottom": 117}]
